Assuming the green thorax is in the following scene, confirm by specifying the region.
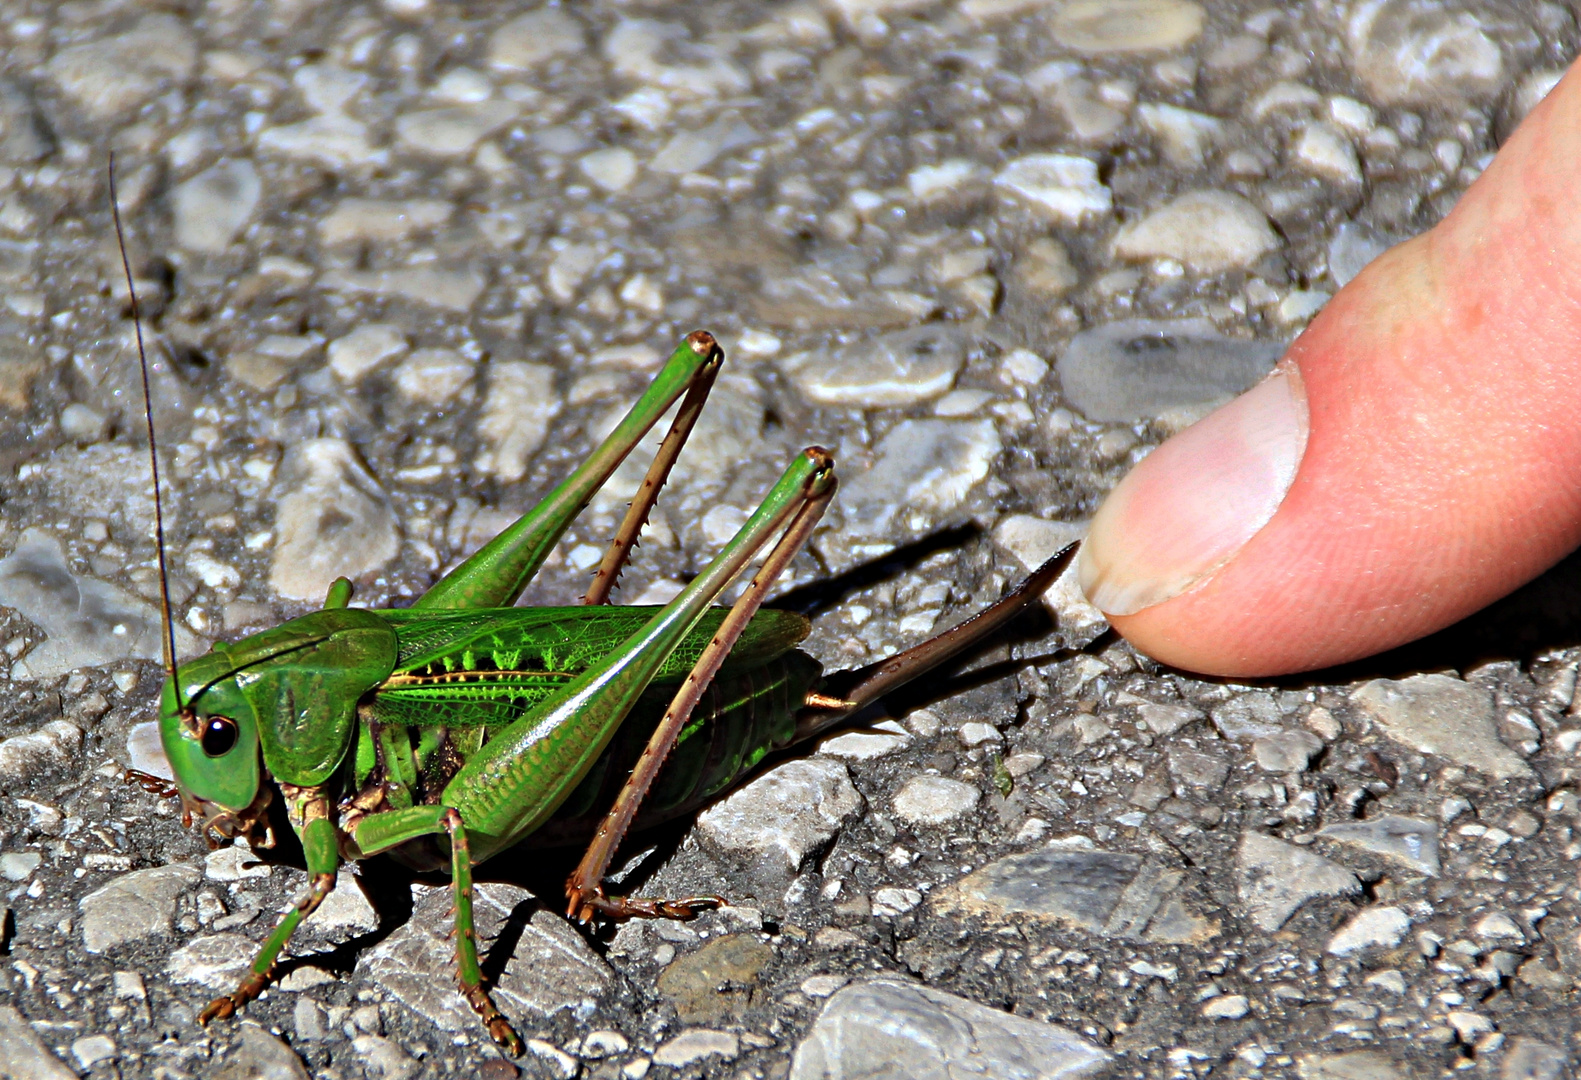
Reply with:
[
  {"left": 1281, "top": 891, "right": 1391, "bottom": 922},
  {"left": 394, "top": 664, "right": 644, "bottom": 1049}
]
[{"left": 160, "top": 608, "right": 399, "bottom": 802}]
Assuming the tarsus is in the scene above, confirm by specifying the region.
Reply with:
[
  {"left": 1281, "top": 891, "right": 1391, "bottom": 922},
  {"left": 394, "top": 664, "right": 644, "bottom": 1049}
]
[{"left": 107, "top": 154, "right": 184, "bottom": 714}]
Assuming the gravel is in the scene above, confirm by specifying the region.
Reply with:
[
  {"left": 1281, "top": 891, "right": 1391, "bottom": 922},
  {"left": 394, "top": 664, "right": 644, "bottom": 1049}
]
[{"left": 0, "top": 1, "right": 1576, "bottom": 1077}]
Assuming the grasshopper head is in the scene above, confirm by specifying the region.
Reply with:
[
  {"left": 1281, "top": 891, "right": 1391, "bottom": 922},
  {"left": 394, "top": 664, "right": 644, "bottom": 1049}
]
[{"left": 158, "top": 650, "right": 273, "bottom": 848}]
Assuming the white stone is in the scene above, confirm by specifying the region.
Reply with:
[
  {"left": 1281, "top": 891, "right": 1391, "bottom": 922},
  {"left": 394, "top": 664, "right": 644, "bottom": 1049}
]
[
  {"left": 1317, "top": 816, "right": 1439, "bottom": 876},
  {"left": 166, "top": 933, "right": 255, "bottom": 990},
  {"left": 47, "top": 14, "right": 198, "bottom": 119},
  {"left": 1248, "top": 80, "right": 1323, "bottom": 120},
  {"left": 1252, "top": 729, "right": 1323, "bottom": 772},
  {"left": 1001, "top": 349, "right": 1049, "bottom": 386},
  {"left": 1511, "top": 69, "right": 1566, "bottom": 126},
  {"left": 1238, "top": 831, "right": 1360, "bottom": 932},
  {"left": 70, "top": 1035, "right": 116, "bottom": 1071},
  {"left": 490, "top": 9, "right": 586, "bottom": 71},
  {"left": 871, "top": 887, "right": 923, "bottom": 916},
  {"left": 791, "top": 979, "right": 1109, "bottom": 1080},
  {"left": 892, "top": 775, "right": 980, "bottom": 826},
  {"left": 392, "top": 347, "right": 474, "bottom": 406},
  {"left": 80, "top": 864, "right": 201, "bottom": 952},
  {"left": 526, "top": 1039, "right": 579, "bottom": 1080},
  {"left": 204, "top": 843, "right": 271, "bottom": 883},
  {"left": 654, "top": 1030, "right": 740, "bottom": 1069},
  {"left": 301, "top": 871, "right": 380, "bottom": 943},
  {"left": 1278, "top": 289, "right": 1331, "bottom": 325},
  {"left": 268, "top": 439, "right": 401, "bottom": 601},
  {"left": 395, "top": 101, "right": 520, "bottom": 157},
  {"left": 0, "top": 720, "right": 82, "bottom": 781},
  {"left": 650, "top": 118, "right": 755, "bottom": 175},
  {"left": 1294, "top": 122, "right": 1362, "bottom": 184},
  {"left": 994, "top": 154, "right": 1111, "bottom": 223},
  {"left": 1114, "top": 190, "right": 1279, "bottom": 274},
  {"left": 1348, "top": 0, "right": 1504, "bottom": 106},
  {"left": 817, "top": 726, "right": 911, "bottom": 761},
  {"left": 0, "top": 1005, "right": 79, "bottom": 1078},
  {"left": 185, "top": 552, "right": 240, "bottom": 592},
  {"left": 1474, "top": 912, "right": 1523, "bottom": 940},
  {"left": 839, "top": 419, "right": 1000, "bottom": 537},
  {"left": 320, "top": 198, "right": 452, "bottom": 245},
  {"left": 1351, "top": 674, "right": 1533, "bottom": 781},
  {"left": 1202, "top": 995, "right": 1249, "bottom": 1020},
  {"left": 1446, "top": 1011, "right": 1495, "bottom": 1041},
  {"left": 1137, "top": 103, "right": 1223, "bottom": 169},
  {"left": 0, "top": 527, "right": 199, "bottom": 679},
  {"left": 907, "top": 159, "right": 981, "bottom": 201},
  {"left": 958, "top": 722, "right": 1001, "bottom": 747},
  {"left": 695, "top": 758, "right": 864, "bottom": 875},
  {"left": 1049, "top": 0, "right": 1205, "bottom": 55},
  {"left": 172, "top": 159, "right": 261, "bottom": 254},
  {"left": 328, "top": 324, "right": 409, "bottom": 384},
  {"left": 1327, "top": 906, "right": 1412, "bottom": 954},
  {"left": 259, "top": 115, "right": 381, "bottom": 172},
  {"left": 293, "top": 63, "right": 365, "bottom": 113},
  {"left": 431, "top": 68, "right": 493, "bottom": 105},
  {"left": 780, "top": 325, "right": 967, "bottom": 408},
  {"left": 604, "top": 19, "right": 749, "bottom": 100},
  {"left": 579, "top": 147, "right": 638, "bottom": 193},
  {"left": 581, "top": 1031, "right": 630, "bottom": 1058},
  {"left": 319, "top": 265, "right": 485, "bottom": 313},
  {"left": 1329, "top": 96, "right": 1376, "bottom": 133},
  {"left": 0, "top": 852, "right": 41, "bottom": 881},
  {"left": 474, "top": 362, "right": 561, "bottom": 483},
  {"left": 545, "top": 243, "right": 603, "bottom": 303}
]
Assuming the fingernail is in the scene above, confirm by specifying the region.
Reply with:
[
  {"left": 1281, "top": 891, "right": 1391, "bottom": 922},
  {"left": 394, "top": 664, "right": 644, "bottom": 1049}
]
[{"left": 1079, "top": 368, "right": 1307, "bottom": 615}]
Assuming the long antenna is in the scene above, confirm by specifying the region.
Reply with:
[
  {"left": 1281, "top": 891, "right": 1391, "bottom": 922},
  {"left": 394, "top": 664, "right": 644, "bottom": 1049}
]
[{"left": 108, "top": 153, "right": 185, "bottom": 713}]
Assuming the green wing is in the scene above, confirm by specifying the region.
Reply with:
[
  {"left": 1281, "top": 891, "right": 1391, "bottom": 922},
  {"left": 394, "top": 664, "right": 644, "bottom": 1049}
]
[{"left": 370, "top": 606, "right": 809, "bottom": 729}]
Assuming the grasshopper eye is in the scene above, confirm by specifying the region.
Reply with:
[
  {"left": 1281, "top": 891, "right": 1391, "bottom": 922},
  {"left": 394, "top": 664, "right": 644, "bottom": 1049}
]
[{"left": 200, "top": 716, "right": 240, "bottom": 757}]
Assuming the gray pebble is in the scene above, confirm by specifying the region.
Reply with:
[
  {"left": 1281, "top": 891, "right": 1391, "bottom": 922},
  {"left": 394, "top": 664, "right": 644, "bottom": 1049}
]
[
  {"left": 791, "top": 978, "right": 1109, "bottom": 1080},
  {"left": 1318, "top": 815, "right": 1440, "bottom": 876},
  {"left": 780, "top": 325, "right": 968, "bottom": 408},
  {"left": 891, "top": 775, "right": 979, "bottom": 827},
  {"left": 222, "top": 1022, "right": 312, "bottom": 1080},
  {"left": 165, "top": 933, "right": 255, "bottom": 991},
  {"left": 839, "top": 419, "right": 1000, "bottom": 538},
  {"left": 1057, "top": 318, "right": 1282, "bottom": 423},
  {"left": 269, "top": 438, "right": 401, "bottom": 601},
  {"left": 1348, "top": 0, "right": 1504, "bottom": 106},
  {"left": 1351, "top": 674, "right": 1534, "bottom": 781},
  {"left": 1252, "top": 729, "right": 1324, "bottom": 772},
  {"left": 1237, "top": 831, "right": 1360, "bottom": 932},
  {"left": 935, "top": 845, "right": 1210, "bottom": 944},
  {"left": 0, "top": 1004, "right": 76, "bottom": 1080},
  {"left": 359, "top": 883, "right": 614, "bottom": 1033},
  {"left": 696, "top": 758, "right": 864, "bottom": 875},
  {"left": 79, "top": 863, "right": 200, "bottom": 953},
  {"left": 172, "top": 159, "right": 261, "bottom": 254}
]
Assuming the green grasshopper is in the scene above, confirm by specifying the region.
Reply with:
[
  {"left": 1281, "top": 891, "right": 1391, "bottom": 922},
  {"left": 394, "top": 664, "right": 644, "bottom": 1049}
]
[{"left": 111, "top": 177, "right": 1073, "bottom": 1056}]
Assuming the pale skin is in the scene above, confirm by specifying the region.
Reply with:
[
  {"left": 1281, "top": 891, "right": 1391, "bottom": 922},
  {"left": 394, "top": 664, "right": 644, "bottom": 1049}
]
[{"left": 1079, "top": 60, "right": 1581, "bottom": 678}]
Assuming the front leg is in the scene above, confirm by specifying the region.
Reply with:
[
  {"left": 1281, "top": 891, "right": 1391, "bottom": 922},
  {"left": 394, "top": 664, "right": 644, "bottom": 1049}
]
[
  {"left": 352, "top": 804, "right": 523, "bottom": 1055},
  {"left": 199, "top": 788, "right": 339, "bottom": 1026}
]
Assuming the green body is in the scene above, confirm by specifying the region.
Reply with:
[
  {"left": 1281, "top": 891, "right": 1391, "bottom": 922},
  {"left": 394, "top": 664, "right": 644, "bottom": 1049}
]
[
  {"left": 149, "top": 331, "right": 1065, "bottom": 1054},
  {"left": 159, "top": 337, "right": 846, "bottom": 1051}
]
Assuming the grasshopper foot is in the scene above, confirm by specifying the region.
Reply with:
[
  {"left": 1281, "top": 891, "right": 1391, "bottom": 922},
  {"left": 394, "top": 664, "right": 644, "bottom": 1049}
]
[
  {"left": 461, "top": 982, "right": 523, "bottom": 1056},
  {"left": 198, "top": 971, "right": 269, "bottom": 1027},
  {"left": 567, "top": 884, "right": 723, "bottom": 924}
]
